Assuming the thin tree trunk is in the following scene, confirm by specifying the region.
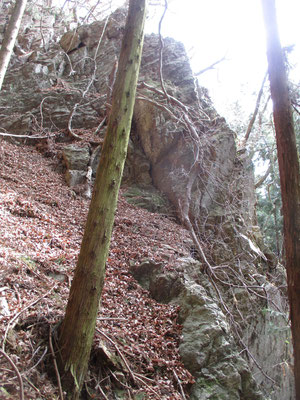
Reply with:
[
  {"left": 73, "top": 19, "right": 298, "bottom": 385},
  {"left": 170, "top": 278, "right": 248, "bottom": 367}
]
[
  {"left": 261, "top": 1, "right": 300, "bottom": 397},
  {"left": 242, "top": 71, "right": 268, "bottom": 146},
  {"left": 254, "top": 163, "right": 272, "bottom": 188},
  {"left": 0, "top": 0, "right": 28, "bottom": 90},
  {"left": 267, "top": 183, "right": 280, "bottom": 255},
  {"left": 57, "top": 1, "right": 147, "bottom": 398}
]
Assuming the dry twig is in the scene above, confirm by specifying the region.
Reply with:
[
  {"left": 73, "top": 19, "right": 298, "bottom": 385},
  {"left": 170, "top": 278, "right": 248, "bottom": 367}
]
[
  {"left": 172, "top": 369, "right": 187, "bottom": 400},
  {"left": 0, "top": 348, "right": 24, "bottom": 400},
  {"left": 2, "top": 285, "right": 56, "bottom": 351},
  {"left": 97, "top": 382, "right": 110, "bottom": 400},
  {"left": 0, "top": 132, "right": 57, "bottom": 139},
  {"left": 95, "top": 328, "right": 136, "bottom": 384},
  {"left": 49, "top": 326, "right": 64, "bottom": 400}
]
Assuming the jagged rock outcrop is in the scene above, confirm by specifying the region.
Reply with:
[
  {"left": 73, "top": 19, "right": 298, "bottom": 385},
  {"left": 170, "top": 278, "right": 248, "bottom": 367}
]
[
  {"left": 131, "top": 256, "right": 292, "bottom": 400},
  {"left": 0, "top": 3, "right": 294, "bottom": 399},
  {"left": 130, "top": 257, "right": 262, "bottom": 400},
  {"left": 0, "top": 4, "right": 237, "bottom": 227}
]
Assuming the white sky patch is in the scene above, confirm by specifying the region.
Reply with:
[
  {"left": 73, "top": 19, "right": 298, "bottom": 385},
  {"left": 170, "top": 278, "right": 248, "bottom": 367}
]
[
  {"left": 145, "top": 0, "right": 300, "bottom": 118},
  {"left": 53, "top": 0, "right": 299, "bottom": 120}
]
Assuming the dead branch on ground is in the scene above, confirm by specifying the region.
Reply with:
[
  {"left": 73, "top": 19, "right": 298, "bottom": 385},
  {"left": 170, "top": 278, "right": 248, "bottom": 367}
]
[
  {"left": 0, "top": 348, "right": 24, "bottom": 400},
  {"left": 49, "top": 326, "right": 63, "bottom": 400},
  {"left": 2, "top": 285, "right": 56, "bottom": 351}
]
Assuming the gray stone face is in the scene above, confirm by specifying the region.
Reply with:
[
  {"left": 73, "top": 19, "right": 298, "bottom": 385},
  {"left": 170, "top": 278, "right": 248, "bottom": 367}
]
[
  {"left": 62, "top": 145, "right": 90, "bottom": 171},
  {"left": 131, "top": 257, "right": 264, "bottom": 400},
  {"left": 62, "top": 145, "right": 90, "bottom": 187},
  {"left": 242, "top": 281, "right": 294, "bottom": 400},
  {"left": 89, "top": 145, "right": 102, "bottom": 177},
  {"left": 65, "top": 170, "right": 87, "bottom": 187},
  {"left": 129, "top": 259, "right": 163, "bottom": 291}
]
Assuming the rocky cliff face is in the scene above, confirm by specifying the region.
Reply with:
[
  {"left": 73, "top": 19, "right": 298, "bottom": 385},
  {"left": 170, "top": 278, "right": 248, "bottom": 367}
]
[
  {"left": 0, "top": 4, "right": 239, "bottom": 224},
  {"left": 0, "top": 3, "right": 294, "bottom": 399}
]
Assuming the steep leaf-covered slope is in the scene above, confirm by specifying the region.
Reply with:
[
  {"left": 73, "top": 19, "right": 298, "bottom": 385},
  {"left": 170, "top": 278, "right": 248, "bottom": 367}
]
[{"left": 0, "top": 3, "right": 295, "bottom": 399}]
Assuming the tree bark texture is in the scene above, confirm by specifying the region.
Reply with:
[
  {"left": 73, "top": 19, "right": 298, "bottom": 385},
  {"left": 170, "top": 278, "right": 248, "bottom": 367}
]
[
  {"left": 261, "top": 0, "right": 300, "bottom": 397},
  {"left": 0, "top": 0, "right": 28, "bottom": 90},
  {"left": 58, "top": 0, "right": 147, "bottom": 398}
]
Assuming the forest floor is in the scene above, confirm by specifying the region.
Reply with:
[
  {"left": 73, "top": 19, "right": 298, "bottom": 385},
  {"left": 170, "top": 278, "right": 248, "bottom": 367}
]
[{"left": 0, "top": 137, "right": 195, "bottom": 399}]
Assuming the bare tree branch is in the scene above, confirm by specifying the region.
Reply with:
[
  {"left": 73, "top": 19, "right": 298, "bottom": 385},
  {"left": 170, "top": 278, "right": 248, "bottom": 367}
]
[
  {"left": 292, "top": 103, "right": 300, "bottom": 116},
  {"left": 194, "top": 55, "right": 226, "bottom": 76},
  {"left": 0, "top": 132, "right": 56, "bottom": 139},
  {"left": 49, "top": 327, "right": 63, "bottom": 400},
  {"left": 0, "top": 349, "right": 24, "bottom": 400},
  {"left": 242, "top": 71, "right": 268, "bottom": 146},
  {"left": 255, "top": 163, "right": 272, "bottom": 188},
  {"left": 157, "top": 0, "right": 170, "bottom": 100},
  {"left": 68, "top": 14, "right": 110, "bottom": 139}
]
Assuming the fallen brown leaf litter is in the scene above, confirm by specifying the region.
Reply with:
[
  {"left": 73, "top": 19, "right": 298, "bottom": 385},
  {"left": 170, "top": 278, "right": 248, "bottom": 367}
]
[{"left": 0, "top": 138, "right": 194, "bottom": 399}]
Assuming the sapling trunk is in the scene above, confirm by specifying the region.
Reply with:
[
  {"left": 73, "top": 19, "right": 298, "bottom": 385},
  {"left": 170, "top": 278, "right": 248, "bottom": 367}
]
[{"left": 58, "top": 1, "right": 147, "bottom": 398}]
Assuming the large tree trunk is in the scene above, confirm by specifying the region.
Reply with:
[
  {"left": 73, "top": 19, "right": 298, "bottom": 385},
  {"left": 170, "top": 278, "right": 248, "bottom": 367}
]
[
  {"left": 0, "top": 0, "right": 27, "bottom": 90},
  {"left": 261, "top": 0, "right": 300, "bottom": 397},
  {"left": 58, "top": 0, "right": 147, "bottom": 398}
]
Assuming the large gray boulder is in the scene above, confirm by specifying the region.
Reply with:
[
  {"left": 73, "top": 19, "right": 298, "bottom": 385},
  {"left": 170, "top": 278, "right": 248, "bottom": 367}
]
[
  {"left": 62, "top": 145, "right": 90, "bottom": 187},
  {"left": 131, "top": 254, "right": 294, "bottom": 399},
  {"left": 62, "top": 145, "right": 90, "bottom": 171},
  {"left": 131, "top": 257, "right": 265, "bottom": 400}
]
